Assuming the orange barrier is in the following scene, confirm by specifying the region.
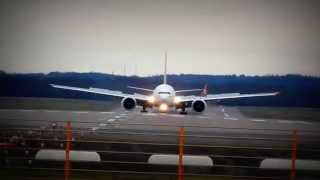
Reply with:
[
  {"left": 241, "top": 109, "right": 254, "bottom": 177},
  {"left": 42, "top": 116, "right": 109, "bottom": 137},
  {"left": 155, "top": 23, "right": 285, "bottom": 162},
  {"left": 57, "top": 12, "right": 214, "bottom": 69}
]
[
  {"left": 290, "top": 129, "right": 298, "bottom": 180},
  {"left": 177, "top": 127, "right": 185, "bottom": 180},
  {"left": 65, "top": 121, "right": 72, "bottom": 180}
]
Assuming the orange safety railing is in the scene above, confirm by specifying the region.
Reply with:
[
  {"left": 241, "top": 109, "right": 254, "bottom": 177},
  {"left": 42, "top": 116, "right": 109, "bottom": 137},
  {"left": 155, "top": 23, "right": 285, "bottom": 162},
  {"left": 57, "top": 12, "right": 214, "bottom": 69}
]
[
  {"left": 64, "top": 121, "right": 72, "bottom": 180},
  {"left": 177, "top": 127, "right": 185, "bottom": 180}
]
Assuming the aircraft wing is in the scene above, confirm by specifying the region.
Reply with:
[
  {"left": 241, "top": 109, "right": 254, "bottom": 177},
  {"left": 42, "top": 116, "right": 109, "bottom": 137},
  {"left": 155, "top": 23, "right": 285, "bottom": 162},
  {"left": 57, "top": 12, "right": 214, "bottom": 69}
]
[
  {"left": 179, "top": 92, "right": 279, "bottom": 102},
  {"left": 50, "top": 84, "right": 149, "bottom": 101}
]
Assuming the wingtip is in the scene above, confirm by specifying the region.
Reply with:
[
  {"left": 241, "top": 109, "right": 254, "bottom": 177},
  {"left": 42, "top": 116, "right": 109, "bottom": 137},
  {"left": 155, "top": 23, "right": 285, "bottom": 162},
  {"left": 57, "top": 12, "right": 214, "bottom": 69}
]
[{"left": 274, "top": 91, "right": 280, "bottom": 95}]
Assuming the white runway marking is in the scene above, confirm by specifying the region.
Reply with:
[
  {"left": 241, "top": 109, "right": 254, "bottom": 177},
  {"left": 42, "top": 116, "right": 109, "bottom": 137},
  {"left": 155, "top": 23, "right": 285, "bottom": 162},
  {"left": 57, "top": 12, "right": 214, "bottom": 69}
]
[
  {"left": 224, "top": 113, "right": 230, "bottom": 117},
  {"left": 198, "top": 116, "right": 210, "bottom": 119},
  {"left": 100, "top": 111, "right": 115, "bottom": 114},
  {"left": 224, "top": 117, "right": 238, "bottom": 121},
  {"left": 91, "top": 127, "right": 99, "bottom": 131},
  {"left": 143, "top": 113, "right": 158, "bottom": 116},
  {"left": 119, "top": 113, "right": 128, "bottom": 116},
  {"left": 277, "top": 120, "right": 293, "bottom": 124},
  {"left": 107, "top": 119, "right": 115, "bottom": 122},
  {"left": 167, "top": 114, "right": 185, "bottom": 118},
  {"left": 296, "top": 121, "right": 313, "bottom": 125},
  {"left": 19, "top": 109, "right": 35, "bottom": 112},
  {"left": 99, "top": 123, "right": 107, "bottom": 127},
  {"left": 251, "top": 119, "right": 267, "bottom": 122},
  {"left": 114, "top": 116, "right": 121, "bottom": 119},
  {"left": 72, "top": 111, "right": 88, "bottom": 114},
  {"left": 44, "top": 110, "right": 59, "bottom": 113},
  {"left": 221, "top": 108, "right": 225, "bottom": 112}
]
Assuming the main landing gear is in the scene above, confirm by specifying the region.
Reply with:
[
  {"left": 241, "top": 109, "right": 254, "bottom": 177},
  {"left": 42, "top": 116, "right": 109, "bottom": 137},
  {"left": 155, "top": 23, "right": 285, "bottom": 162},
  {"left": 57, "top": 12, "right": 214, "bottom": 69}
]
[
  {"left": 141, "top": 105, "right": 148, "bottom": 113},
  {"left": 179, "top": 104, "right": 187, "bottom": 115}
]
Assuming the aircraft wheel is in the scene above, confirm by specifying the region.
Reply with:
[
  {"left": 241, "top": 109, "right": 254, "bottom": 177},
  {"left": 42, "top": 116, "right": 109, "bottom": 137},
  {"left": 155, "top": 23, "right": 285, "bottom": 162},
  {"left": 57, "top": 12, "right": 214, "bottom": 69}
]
[
  {"left": 141, "top": 106, "right": 147, "bottom": 113},
  {"left": 180, "top": 110, "right": 187, "bottom": 115}
]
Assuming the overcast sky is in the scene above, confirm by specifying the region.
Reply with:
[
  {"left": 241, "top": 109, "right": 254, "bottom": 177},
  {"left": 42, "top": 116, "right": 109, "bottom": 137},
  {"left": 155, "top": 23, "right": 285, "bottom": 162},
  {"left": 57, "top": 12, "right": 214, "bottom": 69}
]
[{"left": 0, "top": 0, "right": 320, "bottom": 76}]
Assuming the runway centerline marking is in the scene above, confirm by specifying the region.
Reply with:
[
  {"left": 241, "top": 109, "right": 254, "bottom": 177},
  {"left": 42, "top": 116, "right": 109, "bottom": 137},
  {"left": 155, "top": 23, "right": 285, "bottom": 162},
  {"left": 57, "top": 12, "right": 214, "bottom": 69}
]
[
  {"left": 296, "top": 121, "right": 313, "bottom": 125},
  {"left": 44, "top": 110, "right": 60, "bottom": 113},
  {"left": 142, "top": 113, "right": 157, "bottom": 116},
  {"left": 107, "top": 119, "right": 115, "bottom": 122},
  {"left": 277, "top": 120, "right": 293, "bottom": 124},
  {"left": 99, "top": 123, "right": 107, "bottom": 127},
  {"left": 100, "top": 112, "right": 115, "bottom": 114},
  {"left": 224, "top": 117, "right": 238, "bottom": 121},
  {"left": 251, "top": 119, "right": 267, "bottom": 122},
  {"left": 72, "top": 111, "right": 89, "bottom": 114},
  {"left": 198, "top": 116, "right": 210, "bottom": 119},
  {"left": 91, "top": 127, "right": 99, "bottom": 131},
  {"left": 167, "top": 114, "right": 185, "bottom": 118},
  {"left": 18, "top": 109, "right": 35, "bottom": 112}
]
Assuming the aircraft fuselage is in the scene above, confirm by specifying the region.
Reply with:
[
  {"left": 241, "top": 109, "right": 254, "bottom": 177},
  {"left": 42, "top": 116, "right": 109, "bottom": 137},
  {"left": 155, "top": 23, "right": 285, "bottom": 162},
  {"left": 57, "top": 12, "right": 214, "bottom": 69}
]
[{"left": 152, "top": 84, "right": 176, "bottom": 106}]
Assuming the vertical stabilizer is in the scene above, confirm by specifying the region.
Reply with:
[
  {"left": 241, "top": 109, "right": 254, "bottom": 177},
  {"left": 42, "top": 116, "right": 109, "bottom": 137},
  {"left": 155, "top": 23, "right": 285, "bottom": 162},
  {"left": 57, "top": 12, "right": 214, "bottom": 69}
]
[
  {"left": 163, "top": 52, "right": 167, "bottom": 84},
  {"left": 201, "top": 84, "right": 208, "bottom": 97}
]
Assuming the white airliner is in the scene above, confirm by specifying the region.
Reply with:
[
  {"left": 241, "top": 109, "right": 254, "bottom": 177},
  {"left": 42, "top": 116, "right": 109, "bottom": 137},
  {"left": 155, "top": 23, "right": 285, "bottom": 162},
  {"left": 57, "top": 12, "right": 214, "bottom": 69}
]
[{"left": 50, "top": 54, "right": 279, "bottom": 114}]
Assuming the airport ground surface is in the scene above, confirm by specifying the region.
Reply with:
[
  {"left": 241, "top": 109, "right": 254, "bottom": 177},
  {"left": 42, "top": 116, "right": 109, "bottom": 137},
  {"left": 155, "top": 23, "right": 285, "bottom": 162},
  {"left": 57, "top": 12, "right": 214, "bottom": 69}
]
[{"left": 0, "top": 98, "right": 320, "bottom": 179}]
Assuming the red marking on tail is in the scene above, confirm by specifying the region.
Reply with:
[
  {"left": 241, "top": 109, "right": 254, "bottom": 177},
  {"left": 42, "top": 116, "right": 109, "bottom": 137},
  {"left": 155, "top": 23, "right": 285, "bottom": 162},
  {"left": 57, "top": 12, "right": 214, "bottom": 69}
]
[{"left": 201, "top": 84, "right": 208, "bottom": 97}]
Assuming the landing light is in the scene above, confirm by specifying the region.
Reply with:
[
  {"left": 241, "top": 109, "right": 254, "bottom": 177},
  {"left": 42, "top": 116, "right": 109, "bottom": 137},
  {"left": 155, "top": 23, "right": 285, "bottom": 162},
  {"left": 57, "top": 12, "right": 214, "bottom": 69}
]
[
  {"left": 174, "top": 97, "right": 182, "bottom": 104},
  {"left": 159, "top": 104, "right": 168, "bottom": 112},
  {"left": 147, "top": 96, "right": 155, "bottom": 104}
]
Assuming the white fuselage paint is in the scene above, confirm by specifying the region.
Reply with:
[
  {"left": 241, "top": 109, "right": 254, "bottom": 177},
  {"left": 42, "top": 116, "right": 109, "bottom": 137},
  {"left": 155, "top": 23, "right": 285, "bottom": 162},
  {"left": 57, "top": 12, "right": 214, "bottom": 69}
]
[{"left": 152, "top": 84, "right": 176, "bottom": 107}]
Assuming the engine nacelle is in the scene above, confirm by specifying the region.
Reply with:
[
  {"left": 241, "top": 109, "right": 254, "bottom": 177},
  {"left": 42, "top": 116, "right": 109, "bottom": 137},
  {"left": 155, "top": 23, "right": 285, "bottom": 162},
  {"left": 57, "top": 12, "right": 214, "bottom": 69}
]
[
  {"left": 192, "top": 100, "right": 207, "bottom": 112},
  {"left": 121, "top": 97, "right": 137, "bottom": 110}
]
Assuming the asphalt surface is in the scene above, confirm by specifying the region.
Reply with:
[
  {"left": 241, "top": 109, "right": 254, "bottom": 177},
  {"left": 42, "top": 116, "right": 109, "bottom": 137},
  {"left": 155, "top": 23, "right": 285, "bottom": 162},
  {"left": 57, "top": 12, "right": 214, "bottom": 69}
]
[
  {"left": 1, "top": 105, "right": 320, "bottom": 179},
  {"left": 1, "top": 105, "right": 320, "bottom": 155}
]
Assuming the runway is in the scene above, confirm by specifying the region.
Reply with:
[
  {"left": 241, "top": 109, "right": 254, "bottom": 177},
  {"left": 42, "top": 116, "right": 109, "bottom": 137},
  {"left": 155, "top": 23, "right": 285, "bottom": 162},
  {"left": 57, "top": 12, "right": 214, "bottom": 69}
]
[
  {"left": 1, "top": 105, "right": 320, "bottom": 179},
  {"left": 1, "top": 106, "right": 320, "bottom": 152},
  {"left": 0, "top": 105, "right": 318, "bottom": 130}
]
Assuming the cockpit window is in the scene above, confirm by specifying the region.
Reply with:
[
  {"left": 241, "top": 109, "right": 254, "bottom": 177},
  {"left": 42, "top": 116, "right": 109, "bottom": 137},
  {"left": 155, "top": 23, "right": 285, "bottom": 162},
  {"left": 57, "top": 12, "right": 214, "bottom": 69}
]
[{"left": 158, "top": 92, "right": 170, "bottom": 95}]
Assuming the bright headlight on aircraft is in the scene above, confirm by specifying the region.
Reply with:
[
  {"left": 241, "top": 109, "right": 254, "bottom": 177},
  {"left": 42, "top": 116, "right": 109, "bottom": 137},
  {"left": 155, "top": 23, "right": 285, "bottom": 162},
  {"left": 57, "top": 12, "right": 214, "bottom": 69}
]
[
  {"left": 174, "top": 97, "right": 182, "bottom": 104},
  {"left": 147, "top": 96, "right": 155, "bottom": 104},
  {"left": 159, "top": 104, "right": 168, "bottom": 112}
]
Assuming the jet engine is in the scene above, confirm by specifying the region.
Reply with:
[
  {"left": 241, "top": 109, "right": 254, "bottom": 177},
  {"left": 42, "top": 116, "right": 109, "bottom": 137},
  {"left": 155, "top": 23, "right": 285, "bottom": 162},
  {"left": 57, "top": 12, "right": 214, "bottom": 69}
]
[
  {"left": 192, "top": 100, "right": 207, "bottom": 112},
  {"left": 121, "top": 97, "right": 136, "bottom": 110}
]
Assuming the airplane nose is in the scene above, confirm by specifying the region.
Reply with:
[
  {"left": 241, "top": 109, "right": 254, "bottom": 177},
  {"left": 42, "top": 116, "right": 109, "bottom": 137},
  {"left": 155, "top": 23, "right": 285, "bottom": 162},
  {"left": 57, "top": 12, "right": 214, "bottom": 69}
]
[{"left": 159, "top": 94, "right": 169, "bottom": 99}]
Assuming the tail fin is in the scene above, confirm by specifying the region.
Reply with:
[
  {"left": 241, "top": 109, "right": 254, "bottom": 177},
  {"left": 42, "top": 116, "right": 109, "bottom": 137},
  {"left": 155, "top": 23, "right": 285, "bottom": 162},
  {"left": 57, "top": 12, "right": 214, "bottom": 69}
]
[
  {"left": 163, "top": 52, "right": 167, "bottom": 84},
  {"left": 201, "top": 84, "right": 208, "bottom": 96}
]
